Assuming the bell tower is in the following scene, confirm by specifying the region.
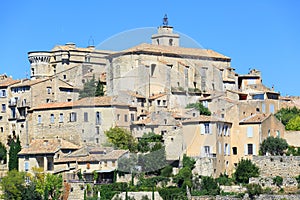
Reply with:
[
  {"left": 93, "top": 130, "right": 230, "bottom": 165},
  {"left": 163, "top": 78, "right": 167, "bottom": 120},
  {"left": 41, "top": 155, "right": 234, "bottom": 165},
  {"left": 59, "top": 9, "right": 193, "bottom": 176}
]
[{"left": 151, "top": 14, "right": 180, "bottom": 47}]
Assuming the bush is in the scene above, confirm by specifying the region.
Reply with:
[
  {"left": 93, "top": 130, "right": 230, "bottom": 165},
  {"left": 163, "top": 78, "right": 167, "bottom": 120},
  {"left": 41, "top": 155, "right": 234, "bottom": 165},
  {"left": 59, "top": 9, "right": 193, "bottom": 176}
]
[
  {"left": 216, "top": 173, "right": 233, "bottom": 186},
  {"left": 199, "top": 176, "right": 220, "bottom": 196},
  {"left": 260, "top": 136, "right": 288, "bottom": 156},
  {"left": 273, "top": 176, "right": 283, "bottom": 187},
  {"left": 234, "top": 159, "right": 259, "bottom": 184},
  {"left": 246, "top": 183, "right": 263, "bottom": 199}
]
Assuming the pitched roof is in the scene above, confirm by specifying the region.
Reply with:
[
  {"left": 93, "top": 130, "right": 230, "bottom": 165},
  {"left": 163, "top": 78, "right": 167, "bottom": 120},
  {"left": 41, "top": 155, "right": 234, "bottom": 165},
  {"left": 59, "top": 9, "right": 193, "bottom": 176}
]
[
  {"left": 31, "top": 96, "right": 125, "bottom": 110},
  {"left": 0, "top": 78, "right": 20, "bottom": 87},
  {"left": 239, "top": 113, "right": 270, "bottom": 124},
  {"left": 18, "top": 138, "right": 79, "bottom": 155},
  {"left": 148, "top": 93, "right": 166, "bottom": 100},
  {"left": 110, "top": 43, "right": 230, "bottom": 60},
  {"left": 11, "top": 79, "right": 48, "bottom": 87},
  {"left": 182, "top": 115, "right": 228, "bottom": 124}
]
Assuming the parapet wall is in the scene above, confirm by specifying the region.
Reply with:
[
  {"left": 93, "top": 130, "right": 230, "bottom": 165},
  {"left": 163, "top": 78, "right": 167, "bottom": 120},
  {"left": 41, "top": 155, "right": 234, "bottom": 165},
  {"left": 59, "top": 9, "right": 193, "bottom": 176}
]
[{"left": 252, "top": 156, "right": 300, "bottom": 177}]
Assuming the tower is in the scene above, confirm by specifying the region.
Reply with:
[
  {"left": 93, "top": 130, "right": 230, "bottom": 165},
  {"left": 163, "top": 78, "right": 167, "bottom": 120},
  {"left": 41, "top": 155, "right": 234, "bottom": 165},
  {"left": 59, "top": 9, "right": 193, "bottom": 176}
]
[{"left": 151, "top": 14, "right": 180, "bottom": 47}]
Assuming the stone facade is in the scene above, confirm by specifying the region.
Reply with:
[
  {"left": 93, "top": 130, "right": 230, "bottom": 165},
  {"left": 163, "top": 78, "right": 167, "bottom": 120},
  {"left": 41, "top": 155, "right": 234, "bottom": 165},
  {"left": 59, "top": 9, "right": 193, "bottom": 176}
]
[{"left": 252, "top": 156, "right": 300, "bottom": 177}]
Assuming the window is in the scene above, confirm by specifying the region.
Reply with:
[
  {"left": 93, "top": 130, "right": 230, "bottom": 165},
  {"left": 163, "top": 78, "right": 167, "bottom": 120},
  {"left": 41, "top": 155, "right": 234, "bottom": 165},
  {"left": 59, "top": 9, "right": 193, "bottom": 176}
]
[
  {"left": 130, "top": 113, "right": 135, "bottom": 122},
  {"left": 47, "top": 87, "right": 52, "bottom": 94},
  {"left": 232, "top": 147, "right": 237, "bottom": 155},
  {"left": 276, "top": 130, "right": 280, "bottom": 138},
  {"left": 96, "top": 127, "right": 100, "bottom": 134},
  {"left": 204, "top": 123, "right": 210, "bottom": 134},
  {"left": 84, "top": 112, "right": 88, "bottom": 122},
  {"left": 104, "top": 161, "right": 107, "bottom": 167},
  {"left": 59, "top": 113, "right": 63, "bottom": 123},
  {"left": 0, "top": 89, "right": 6, "bottom": 97},
  {"left": 169, "top": 39, "right": 173, "bottom": 46},
  {"left": 38, "top": 115, "right": 42, "bottom": 124},
  {"left": 163, "top": 100, "right": 166, "bottom": 106},
  {"left": 157, "top": 100, "right": 161, "bottom": 106},
  {"left": 63, "top": 74, "right": 67, "bottom": 80},
  {"left": 112, "top": 161, "right": 116, "bottom": 167},
  {"left": 70, "top": 112, "right": 77, "bottom": 122},
  {"left": 96, "top": 138, "right": 99, "bottom": 144},
  {"left": 50, "top": 114, "right": 54, "bottom": 123},
  {"left": 124, "top": 114, "right": 128, "bottom": 122},
  {"left": 24, "top": 162, "right": 29, "bottom": 172},
  {"left": 1, "top": 104, "right": 5, "bottom": 112},
  {"left": 0, "top": 127, "right": 3, "bottom": 133},
  {"left": 204, "top": 146, "right": 210, "bottom": 156},
  {"left": 117, "top": 114, "right": 120, "bottom": 121},
  {"left": 269, "top": 104, "right": 275, "bottom": 114},
  {"left": 96, "top": 112, "right": 101, "bottom": 125},
  {"left": 247, "top": 127, "right": 253, "bottom": 138},
  {"left": 247, "top": 144, "right": 253, "bottom": 155}
]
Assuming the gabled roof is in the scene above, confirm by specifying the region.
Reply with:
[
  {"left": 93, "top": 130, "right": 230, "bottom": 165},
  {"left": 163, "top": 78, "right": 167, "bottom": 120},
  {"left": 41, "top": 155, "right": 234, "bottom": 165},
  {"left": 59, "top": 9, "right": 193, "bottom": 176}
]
[
  {"left": 31, "top": 96, "right": 126, "bottom": 110},
  {"left": 18, "top": 138, "right": 79, "bottom": 155},
  {"left": 11, "top": 78, "right": 48, "bottom": 87},
  {"left": 239, "top": 113, "right": 271, "bottom": 124},
  {"left": 182, "top": 115, "right": 229, "bottom": 124},
  {"left": 109, "top": 43, "right": 230, "bottom": 61},
  {"left": 148, "top": 93, "right": 166, "bottom": 100},
  {"left": 0, "top": 78, "right": 20, "bottom": 87}
]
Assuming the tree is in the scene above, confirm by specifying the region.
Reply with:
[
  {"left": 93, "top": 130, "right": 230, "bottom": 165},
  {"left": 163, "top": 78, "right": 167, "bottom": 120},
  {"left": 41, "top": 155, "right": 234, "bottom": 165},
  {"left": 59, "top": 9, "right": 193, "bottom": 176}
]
[
  {"left": 186, "top": 102, "right": 211, "bottom": 116},
  {"left": 275, "top": 106, "right": 300, "bottom": 126},
  {"left": 79, "top": 77, "right": 96, "bottom": 98},
  {"left": 95, "top": 80, "right": 105, "bottom": 96},
  {"left": 21, "top": 182, "right": 42, "bottom": 200},
  {"left": 8, "top": 136, "right": 21, "bottom": 171},
  {"left": 260, "top": 136, "right": 288, "bottom": 156},
  {"left": 234, "top": 159, "right": 259, "bottom": 184},
  {"left": 105, "top": 127, "right": 137, "bottom": 152},
  {"left": 286, "top": 116, "right": 300, "bottom": 131},
  {"left": 0, "top": 142, "right": 7, "bottom": 163},
  {"left": 246, "top": 183, "right": 263, "bottom": 199},
  {"left": 0, "top": 170, "right": 25, "bottom": 200},
  {"left": 199, "top": 176, "right": 220, "bottom": 196},
  {"left": 182, "top": 154, "right": 196, "bottom": 170}
]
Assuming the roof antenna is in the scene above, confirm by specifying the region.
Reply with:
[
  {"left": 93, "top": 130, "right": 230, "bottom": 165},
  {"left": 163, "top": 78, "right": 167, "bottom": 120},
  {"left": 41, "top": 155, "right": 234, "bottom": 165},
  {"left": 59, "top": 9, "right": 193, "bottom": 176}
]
[
  {"left": 88, "top": 36, "right": 95, "bottom": 47},
  {"left": 163, "top": 14, "right": 168, "bottom": 26}
]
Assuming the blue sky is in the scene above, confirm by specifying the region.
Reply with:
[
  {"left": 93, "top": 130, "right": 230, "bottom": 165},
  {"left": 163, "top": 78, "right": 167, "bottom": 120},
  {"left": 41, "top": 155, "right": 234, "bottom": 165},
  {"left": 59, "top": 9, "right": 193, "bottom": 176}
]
[{"left": 1, "top": 0, "right": 299, "bottom": 96}]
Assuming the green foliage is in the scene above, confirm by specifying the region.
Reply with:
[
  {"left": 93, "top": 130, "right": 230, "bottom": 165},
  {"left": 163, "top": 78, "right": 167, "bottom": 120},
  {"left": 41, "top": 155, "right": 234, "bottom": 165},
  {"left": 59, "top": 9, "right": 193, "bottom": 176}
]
[
  {"left": 182, "top": 154, "right": 196, "bottom": 170},
  {"left": 137, "top": 148, "right": 167, "bottom": 173},
  {"left": 234, "top": 159, "right": 259, "bottom": 184},
  {"left": 93, "top": 182, "right": 127, "bottom": 200},
  {"left": 273, "top": 176, "right": 283, "bottom": 187},
  {"left": 8, "top": 136, "right": 21, "bottom": 171},
  {"left": 275, "top": 106, "right": 300, "bottom": 127},
  {"left": 286, "top": 116, "right": 300, "bottom": 131},
  {"left": 137, "top": 132, "right": 162, "bottom": 153},
  {"left": 246, "top": 183, "right": 263, "bottom": 199},
  {"left": 173, "top": 167, "right": 193, "bottom": 188},
  {"left": 43, "top": 173, "right": 63, "bottom": 200},
  {"left": 137, "top": 174, "right": 169, "bottom": 189},
  {"left": 216, "top": 173, "right": 234, "bottom": 186},
  {"left": 286, "top": 146, "right": 300, "bottom": 156},
  {"left": 160, "top": 165, "right": 173, "bottom": 177},
  {"left": 79, "top": 77, "right": 97, "bottom": 98},
  {"left": 0, "top": 142, "right": 7, "bottom": 163},
  {"left": 198, "top": 176, "right": 220, "bottom": 196},
  {"left": 105, "top": 127, "right": 137, "bottom": 152},
  {"left": 95, "top": 80, "right": 105, "bottom": 97},
  {"left": 158, "top": 186, "right": 188, "bottom": 200},
  {"left": 141, "top": 195, "right": 151, "bottom": 200},
  {"left": 260, "top": 136, "right": 288, "bottom": 156},
  {"left": 21, "top": 182, "right": 43, "bottom": 200},
  {"left": 77, "top": 170, "right": 83, "bottom": 181},
  {"left": 0, "top": 170, "right": 25, "bottom": 200},
  {"left": 186, "top": 102, "right": 211, "bottom": 116}
]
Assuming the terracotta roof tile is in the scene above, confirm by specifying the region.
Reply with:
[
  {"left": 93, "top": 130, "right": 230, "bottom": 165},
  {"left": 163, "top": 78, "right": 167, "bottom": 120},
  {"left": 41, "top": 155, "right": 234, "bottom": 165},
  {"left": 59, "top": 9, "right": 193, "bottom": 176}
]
[
  {"left": 111, "top": 43, "right": 230, "bottom": 60},
  {"left": 240, "top": 113, "right": 270, "bottom": 124},
  {"left": 18, "top": 138, "right": 79, "bottom": 155},
  {"left": 149, "top": 93, "right": 166, "bottom": 100},
  {"left": 182, "top": 115, "right": 227, "bottom": 124},
  {"left": 0, "top": 78, "right": 21, "bottom": 87}
]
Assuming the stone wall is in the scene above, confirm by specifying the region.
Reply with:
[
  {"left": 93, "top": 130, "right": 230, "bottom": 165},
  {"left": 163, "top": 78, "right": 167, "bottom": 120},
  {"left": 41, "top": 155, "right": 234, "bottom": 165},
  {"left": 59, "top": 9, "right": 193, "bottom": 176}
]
[
  {"left": 252, "top": 156, "right": 300, "bottom": 177},
  {"left": 112, "top": 191, "right": 163, "bottom": 200},
  {"left": 67, "top": 182, "right": 85, "bottom": 200}
]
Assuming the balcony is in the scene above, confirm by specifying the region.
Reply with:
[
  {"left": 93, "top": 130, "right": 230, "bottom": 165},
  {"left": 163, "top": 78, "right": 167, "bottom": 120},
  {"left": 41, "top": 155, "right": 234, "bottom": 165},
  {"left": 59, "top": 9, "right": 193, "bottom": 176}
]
[{"left": 8, "top": 100, "right": 17, "bottom": 107}]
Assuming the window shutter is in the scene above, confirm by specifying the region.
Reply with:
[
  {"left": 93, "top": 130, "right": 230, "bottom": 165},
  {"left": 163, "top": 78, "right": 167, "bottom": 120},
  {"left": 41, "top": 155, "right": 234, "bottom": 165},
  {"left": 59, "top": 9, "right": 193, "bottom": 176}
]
[
  {"left": 244, "top": 144, "right": 248, "bottom": 155},
  {"left": 253, "top": 144, "right": 257, "bottom": 155},
  {"left": 224, "top": 144, "right": 227, "bottom": 155},
  {"left": 228, "top": 144, "right": 230, "bottom": 155},
  {"left": 200, "top": 124, "right": 205, "bottom": 135},
  {"left": 218, "top": 142, "right": 222, "bottom": 154},
  {"left": 247, "top": 127, "right": 253, "bottom": 138}
]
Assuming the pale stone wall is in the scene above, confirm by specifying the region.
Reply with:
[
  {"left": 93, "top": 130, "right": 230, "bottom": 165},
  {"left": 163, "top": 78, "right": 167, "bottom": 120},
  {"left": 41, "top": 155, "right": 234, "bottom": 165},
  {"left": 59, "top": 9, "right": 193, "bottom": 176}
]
[
  {"left": 112, "top": 191, "right": 163, "bottom": 200},
  {"left": 252, "top": 156, "right": 300, "bottom": 177},
  {"left": 284, "top": 131, "right": 300, "bottom": 147},
  {"left": 192, "top": 157, "right": 216, "bottom": 177}
]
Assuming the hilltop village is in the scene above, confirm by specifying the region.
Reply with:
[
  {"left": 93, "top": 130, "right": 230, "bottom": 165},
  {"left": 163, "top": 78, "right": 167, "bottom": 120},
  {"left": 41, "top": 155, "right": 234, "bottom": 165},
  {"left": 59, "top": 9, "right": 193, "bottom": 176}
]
[{"left": 1, "top": 19, "right": 300, "bottom": 199}]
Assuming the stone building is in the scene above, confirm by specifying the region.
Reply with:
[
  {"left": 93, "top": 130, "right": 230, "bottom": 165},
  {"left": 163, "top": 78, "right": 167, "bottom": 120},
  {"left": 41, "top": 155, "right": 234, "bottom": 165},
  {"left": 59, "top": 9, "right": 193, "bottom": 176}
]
[{"left": 28, "top": 43, "right": 114, "bottom": 89}]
